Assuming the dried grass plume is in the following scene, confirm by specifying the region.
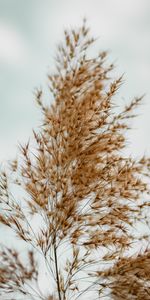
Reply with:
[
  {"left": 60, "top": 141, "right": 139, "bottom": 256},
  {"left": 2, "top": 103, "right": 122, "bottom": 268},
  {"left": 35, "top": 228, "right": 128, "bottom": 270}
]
[{"left": 0, "top": 19, "right": 150, "bottom": 300}]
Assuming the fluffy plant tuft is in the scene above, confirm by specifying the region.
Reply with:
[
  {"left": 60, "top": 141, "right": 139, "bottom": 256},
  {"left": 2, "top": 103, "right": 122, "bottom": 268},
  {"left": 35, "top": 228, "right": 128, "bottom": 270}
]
[{"left": 0, "top": 19, "right": 150, "bottom": 300}]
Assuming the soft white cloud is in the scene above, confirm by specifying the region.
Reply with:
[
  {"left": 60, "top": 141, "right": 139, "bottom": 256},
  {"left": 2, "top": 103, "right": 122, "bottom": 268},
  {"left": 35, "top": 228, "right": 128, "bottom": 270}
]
[{"left": 0, "top": 22, "right": 29, "bottom": 67}]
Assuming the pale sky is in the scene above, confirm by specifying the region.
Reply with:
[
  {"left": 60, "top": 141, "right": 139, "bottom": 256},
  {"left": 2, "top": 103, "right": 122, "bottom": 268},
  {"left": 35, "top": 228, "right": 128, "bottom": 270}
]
[
  {"left": 0, "top": 0, "right": 150, "bottom": 162},
  {"left": 0, "top": 1, "right": 150, "bottom": 298}
]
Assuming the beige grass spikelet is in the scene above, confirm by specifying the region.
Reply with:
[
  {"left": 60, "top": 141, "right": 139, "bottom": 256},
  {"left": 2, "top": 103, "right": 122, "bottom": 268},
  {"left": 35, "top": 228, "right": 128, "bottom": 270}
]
[{"left": 0, "top": 19, "right": 150, "bottom": 300}]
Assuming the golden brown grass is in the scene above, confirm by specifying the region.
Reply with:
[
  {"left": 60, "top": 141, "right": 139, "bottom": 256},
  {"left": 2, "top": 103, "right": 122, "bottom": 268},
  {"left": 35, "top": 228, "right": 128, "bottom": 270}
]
[{"left": 0, "top": 19, "right": 150, "bottom": 299}]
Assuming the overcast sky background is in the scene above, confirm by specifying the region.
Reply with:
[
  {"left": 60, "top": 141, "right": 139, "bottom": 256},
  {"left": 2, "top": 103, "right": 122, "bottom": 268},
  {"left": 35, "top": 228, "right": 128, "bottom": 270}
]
[
  {"left": 0, "top": 1, "right": 150, "bottom": 297},
  {"left": 0, "top": 0, "right": 150, "bottom": 163}
]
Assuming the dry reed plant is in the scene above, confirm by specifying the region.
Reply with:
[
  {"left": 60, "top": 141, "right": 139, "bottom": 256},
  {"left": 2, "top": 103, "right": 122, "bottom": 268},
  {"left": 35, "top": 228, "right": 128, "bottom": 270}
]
[{"left": 0, "top": 19, "right": 150, "bottom": 300}]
